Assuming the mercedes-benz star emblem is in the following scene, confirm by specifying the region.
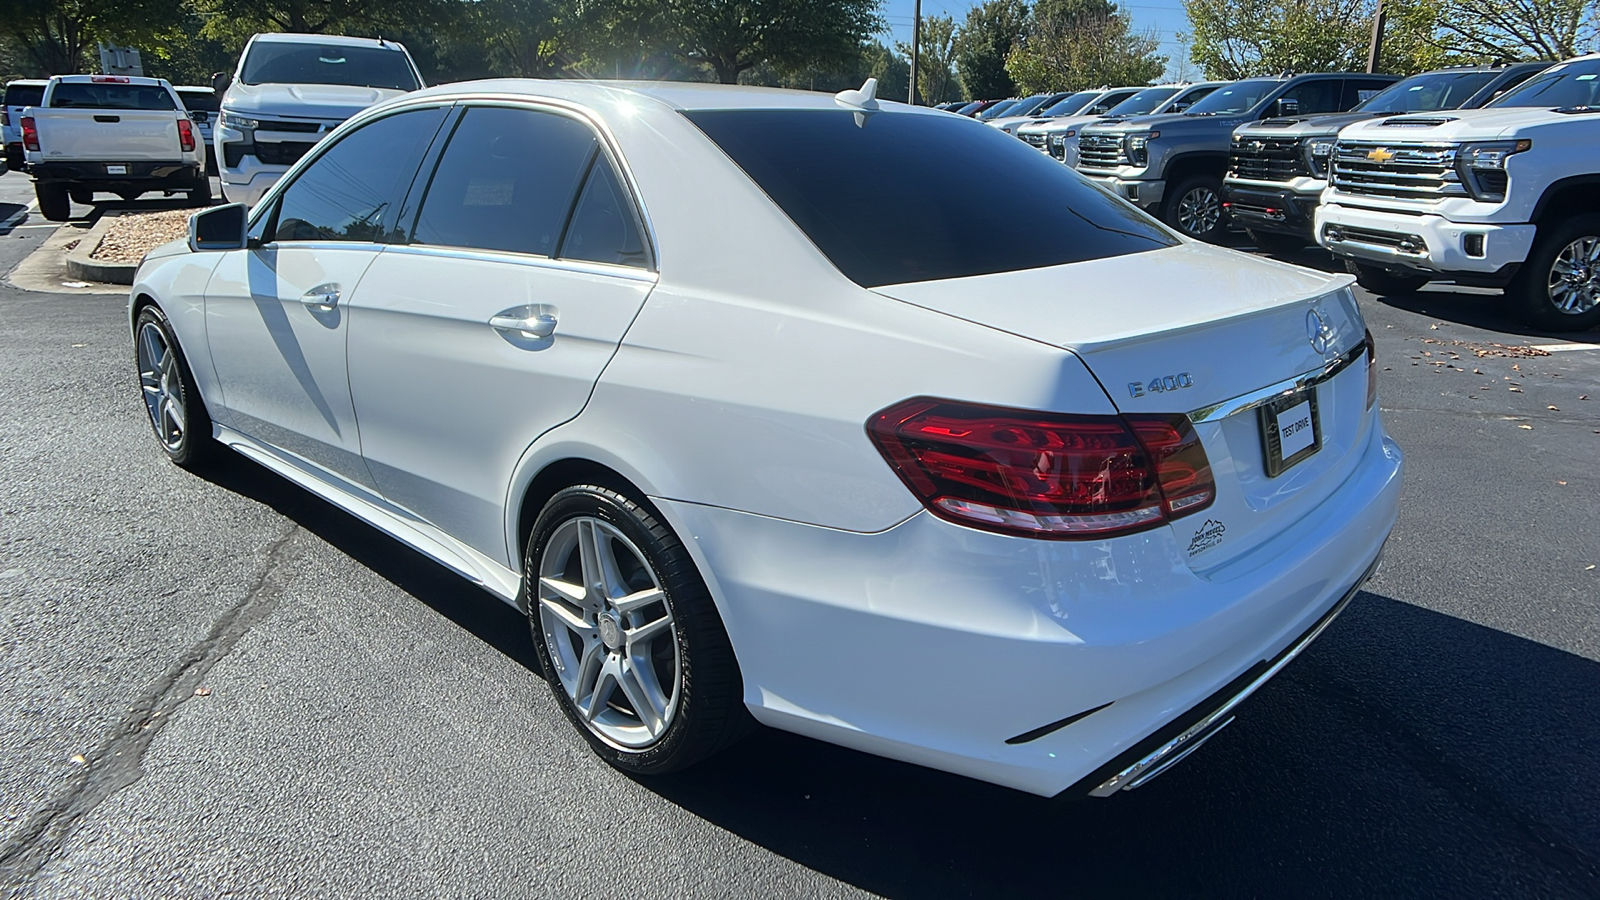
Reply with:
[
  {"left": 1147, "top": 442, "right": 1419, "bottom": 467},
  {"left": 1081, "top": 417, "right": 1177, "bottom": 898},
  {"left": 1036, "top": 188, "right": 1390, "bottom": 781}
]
[{"left": 1306, "top": 309, "right": 1333, "bottom": 355}]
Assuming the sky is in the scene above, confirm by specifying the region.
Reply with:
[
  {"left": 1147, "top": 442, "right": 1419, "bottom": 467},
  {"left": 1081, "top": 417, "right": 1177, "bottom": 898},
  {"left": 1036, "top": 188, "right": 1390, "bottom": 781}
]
[{"left": 880, "top": 0, "right": 1200, "bottom": 88}]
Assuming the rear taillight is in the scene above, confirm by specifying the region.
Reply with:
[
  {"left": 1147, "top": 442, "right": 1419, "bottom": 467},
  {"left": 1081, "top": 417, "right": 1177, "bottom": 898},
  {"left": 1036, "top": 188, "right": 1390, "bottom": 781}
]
[
  {"left": 1, "top": 110, "right": 8, "bottom": 127},
  {"left": 867, "top": 398, "right": 1214, "bottom": 539},
  {"left": 177, "top": 117, "right": 196, "bottom": 152},
  {"left": 21, "top": 116, "right": 38, "bottom": 152},
  {"left": 1364, "top": 327, "right": 1378, "bottom": 409}
]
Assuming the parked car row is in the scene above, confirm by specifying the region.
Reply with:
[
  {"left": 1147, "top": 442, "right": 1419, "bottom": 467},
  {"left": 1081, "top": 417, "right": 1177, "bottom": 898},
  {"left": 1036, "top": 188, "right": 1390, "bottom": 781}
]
[{"left": 993, "top": 57, "right": 1600, "bottom": 330}]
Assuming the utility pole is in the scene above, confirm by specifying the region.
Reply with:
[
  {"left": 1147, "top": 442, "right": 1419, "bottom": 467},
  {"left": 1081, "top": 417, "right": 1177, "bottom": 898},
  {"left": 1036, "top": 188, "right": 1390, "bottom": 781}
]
[
  {"left": 909, "top": 0, "right": 921, "bottom": 105},
  {"left": 1366, "top": 0, "right": 1386, "bottom": 73}
]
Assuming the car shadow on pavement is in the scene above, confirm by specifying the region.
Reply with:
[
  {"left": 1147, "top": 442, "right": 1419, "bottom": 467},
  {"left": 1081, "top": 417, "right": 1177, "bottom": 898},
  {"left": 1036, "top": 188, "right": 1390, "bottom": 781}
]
[
  {"left": 1372, "top": 287, "right": 1600, "bottom": 342},
  {"left": 194, "top": 451, "right": 539, "bottom": 673},
  {"left": 640, "top": 592, "right": 1600, "bottom": 898}
]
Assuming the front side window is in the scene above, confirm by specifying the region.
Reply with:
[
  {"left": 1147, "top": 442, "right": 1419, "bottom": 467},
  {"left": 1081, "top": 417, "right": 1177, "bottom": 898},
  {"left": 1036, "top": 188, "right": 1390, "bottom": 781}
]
[
  {"left": 688, "top": 109, "right": 1176, "bottom": 287},
  {"left": 1277, "top": 80, "right": 1343, "bottom": 116},
  {"left": 1105, "top": 87, "right": 1178, "bottom": 117},
  {"left": 271, "top": 106, "right": 447, "bottom": 243},
  {"left": 1039, "top": 91, "right": 1098, "bottom": 117},
  {"left": 1487, "top": 57, "right": 1600, "bottom": 109},
  {"left": 241, "top": 42, "right": 420, "bottom": 91},
  {"left": 1184, "top": 80, "right": 1278, "bottom": 116},
  {"left": 1085, "top": 90, "right": 1139, "bottom": 115},
  {"left": 412, "top": 106, "right": 599, "bottom": 257}
]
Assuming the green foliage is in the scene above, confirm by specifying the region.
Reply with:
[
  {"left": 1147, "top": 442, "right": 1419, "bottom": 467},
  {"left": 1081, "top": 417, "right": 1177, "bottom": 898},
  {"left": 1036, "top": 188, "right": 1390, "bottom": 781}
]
[
  {"left": 1408, "top": 0, "right": 1598, "bottom": 61},
  {"left": 1006, "top": 0, "right": 1165, "bottom": 92},
  {"left": 953, "top": 0, "right": 1028, "bottom": 99},
  {"left": 2, "top": 0, "right": 185, "bottom": 75},
  {"left": 1183, "top": 0, "right": 1372, "bottom": 78},
  {"left": 896, "top": 14, "right": 960, "bottom": 103}
]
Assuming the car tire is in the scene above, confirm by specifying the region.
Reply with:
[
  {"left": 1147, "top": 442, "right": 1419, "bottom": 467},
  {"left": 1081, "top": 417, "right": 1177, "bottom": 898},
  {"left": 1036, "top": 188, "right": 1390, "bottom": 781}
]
[
  {"left": 133, "top": 304, "right": 217, "bottom": 469},
  {"left": 188, "top": 179, "right": 213, "bottom": 207},
  {"left": 1509, "top": 213, "right": 1600, "bottom": 332},
  {"left": 1344, "top": 260, "right": 1430, "bottom": 296},
  {"left": 1164, "top": 175, "right": 1227, "bottom": 242},
  {"left": 69, "top": 187, "right": 94, "bottom": 205},
  {"left": 35, "top": 183, "right": 70, "bottom": 222},
  {"left": 525, "top": 484, "right": 751, "bottom": 775},
  {"left": 1248, "top": 230, "right": 1306, "bottom": 256}
]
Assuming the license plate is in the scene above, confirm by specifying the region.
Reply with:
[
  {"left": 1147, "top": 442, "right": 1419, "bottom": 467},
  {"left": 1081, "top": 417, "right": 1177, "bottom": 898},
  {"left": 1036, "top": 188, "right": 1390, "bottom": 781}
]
[
  {"left": 106, "top": 165, "right": 127, "bottom": 175},
  {"left": 1259, "top": 390, "right": 1321, "bottom": 477}
]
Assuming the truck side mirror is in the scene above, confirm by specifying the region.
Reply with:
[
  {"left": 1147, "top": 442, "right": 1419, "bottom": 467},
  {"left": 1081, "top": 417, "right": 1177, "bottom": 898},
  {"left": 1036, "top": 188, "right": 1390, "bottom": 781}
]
[
  {"left": 211, "top": 71, "right": 232, "bottom": 95},
  {"left": 1272, "top": 97, "right": 1300, "bottom": 118},
  {"left": 189, "top": 203, "right": 248, "bottom": 252}
]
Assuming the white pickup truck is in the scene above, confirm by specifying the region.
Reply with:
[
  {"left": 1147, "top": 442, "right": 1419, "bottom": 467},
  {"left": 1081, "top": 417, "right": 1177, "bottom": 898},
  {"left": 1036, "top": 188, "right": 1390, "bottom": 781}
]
[
  {"left": 213, "top": 33, "right": 423, "bottom": 206},
  {"left": 1317, "top": 53, "right": 1600, "bottom": 331},
  {"left": 21, "top": 75, "right": 208, "bottom": 221}
]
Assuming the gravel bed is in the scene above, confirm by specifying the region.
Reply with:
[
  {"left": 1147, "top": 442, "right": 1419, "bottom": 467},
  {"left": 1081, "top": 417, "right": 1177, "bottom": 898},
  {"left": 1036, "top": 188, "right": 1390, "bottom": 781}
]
[{"left": 89, "top": 209, "right": 196, "bottom": 263}]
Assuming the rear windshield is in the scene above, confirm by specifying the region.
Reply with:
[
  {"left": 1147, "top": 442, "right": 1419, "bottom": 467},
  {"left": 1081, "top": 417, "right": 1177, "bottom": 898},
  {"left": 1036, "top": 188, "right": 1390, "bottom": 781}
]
[
  {"left": 5, "top": 84, "right": 45, "bottom": 107},
  {"left": 177, "top": 89, "right": 220, "bottom": 112},
  {"left": 48, "top": 83, "right": 176, "bottom": 110},
  {"left": 687, "top": 109, "right": 1177, "bottom": 288},
  {"left": 241, "top": 42, "right": 420, "bottom": 91},
  {"left": 1354, "top": 70, "right": 1497, "bottom": 113}
]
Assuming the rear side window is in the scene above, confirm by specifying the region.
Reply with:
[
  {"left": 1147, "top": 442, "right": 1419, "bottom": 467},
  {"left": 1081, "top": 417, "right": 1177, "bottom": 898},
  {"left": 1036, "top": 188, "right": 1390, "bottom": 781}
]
[
  {"left": 271, "top": 106, "right": 447, "bottom": 243},
  {"left": 48, "top": 83, "right": 176, "bottom": 111},
  {"left": 412, "top": 106, "right": 598, "bottom": 257},
  {"left": 686, "top": 109, "right": 1176, "bottom": 287},
  {"left": 5, "top": 84, "right": 45, "bottom": 107},
  {"left": 559, "top": 159, "right": 650, "bottom": 268}
]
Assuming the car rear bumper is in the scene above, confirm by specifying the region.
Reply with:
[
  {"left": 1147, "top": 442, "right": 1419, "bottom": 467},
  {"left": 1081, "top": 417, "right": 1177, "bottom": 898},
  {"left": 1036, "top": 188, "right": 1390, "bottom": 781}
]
[
  {"left": 29, "top": 160, "right": 202, "bottom": 188},
  {"left": 1315, "top": 201, "right": 1535, "bottom": 282},
  {"left": 656, "top": 420, "right": 1403, "bottom": 797}
]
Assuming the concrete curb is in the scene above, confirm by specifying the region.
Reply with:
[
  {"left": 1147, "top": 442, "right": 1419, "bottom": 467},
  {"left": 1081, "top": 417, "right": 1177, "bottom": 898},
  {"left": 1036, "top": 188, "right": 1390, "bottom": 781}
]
[{"left": 64, "top": 211, "right": 140, "bottom": 285}]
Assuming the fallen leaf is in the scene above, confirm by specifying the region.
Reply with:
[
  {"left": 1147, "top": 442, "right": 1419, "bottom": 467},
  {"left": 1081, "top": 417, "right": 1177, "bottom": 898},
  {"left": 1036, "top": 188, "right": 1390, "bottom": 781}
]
[
  {"left": 1518, "top": 424, "right": 1533, "bottom": 430},
  {"left": 1581, "top": 395, "right": 1590, "bottom": 401},
  {"left": 193, "top": 687, "right": 212, "bottom": 697},
  {"left": 1548, "top": 405, "right": 1560, "bottom": 411},
  {"left": 70, "top": 754, "right": 86, "bottom": 766},
  {"left": 1509, "top": 387, "right": 1522, "bottom": 392},
  {"left": 1558, "top": 481, "right": 1567, "bottom": 485},
  {"left": 1430, "top": 324, "right": 1440, "bottom": 330},
  {"left": 70, "top": 343, "right": 86, "bottom": 348},
  {"left": 1473, "top": 368, "right": 1483, "bottom": 374},
  {"left": 1512, "top": 363, "right": 1521, "bottom": 370}
]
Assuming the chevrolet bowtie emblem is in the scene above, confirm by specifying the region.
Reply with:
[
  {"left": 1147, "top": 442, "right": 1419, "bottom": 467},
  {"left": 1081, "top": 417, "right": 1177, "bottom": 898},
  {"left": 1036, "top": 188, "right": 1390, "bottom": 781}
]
[{"left": 1367, "top": 147, "right": 1395, "bottom": 163}]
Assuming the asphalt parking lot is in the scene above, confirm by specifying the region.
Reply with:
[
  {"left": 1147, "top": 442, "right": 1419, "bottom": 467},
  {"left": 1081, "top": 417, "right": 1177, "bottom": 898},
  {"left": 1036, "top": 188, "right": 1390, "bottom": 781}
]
[{"left": 0, "top": 168, "right": 1597, "bottom": 898}]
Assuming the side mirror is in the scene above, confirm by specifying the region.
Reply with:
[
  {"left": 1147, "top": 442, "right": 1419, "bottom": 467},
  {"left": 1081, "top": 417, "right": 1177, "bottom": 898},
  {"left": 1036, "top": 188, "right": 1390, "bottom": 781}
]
[
  {"left": 211, "top": 71, "right": 232, "bottom": 95},
  {"left": 189, "top": 203, "right": 249, "bottom": 252},
  {"left": 1272, "top": 97, "right": 1300, "bottom": 118}
]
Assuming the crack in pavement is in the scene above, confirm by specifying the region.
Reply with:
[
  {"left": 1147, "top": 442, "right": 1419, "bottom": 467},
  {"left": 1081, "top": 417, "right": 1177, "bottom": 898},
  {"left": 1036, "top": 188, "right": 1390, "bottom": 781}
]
[{"left": 0, "top": 524, "right": 301, "bottom": 894}]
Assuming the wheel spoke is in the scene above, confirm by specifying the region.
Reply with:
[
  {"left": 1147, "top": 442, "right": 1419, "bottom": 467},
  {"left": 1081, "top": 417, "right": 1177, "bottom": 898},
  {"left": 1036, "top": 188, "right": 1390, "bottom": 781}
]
[
  {"left": 616, "top": 658, "right": 665, "bottom": 735},
  {"left": 624, "top": 612, "right": 672, "bottom": 649},
  {"left": 538, "top": 575, "right": 588, "bottom": 607},
  {"left": 583, "top": 656, "right": 621, "bottom": 721},
  {"left": 612, "top": 586, "right": 663, "bottom": 615},
  {"left": 538, "top": 595, "right": 590, "bottom": 635},
  {"left": 572, "top": 638, "right": 604, "bottom": 699},
  {"left": 576, "top": 519, "right": 608, "bottom": 602}
]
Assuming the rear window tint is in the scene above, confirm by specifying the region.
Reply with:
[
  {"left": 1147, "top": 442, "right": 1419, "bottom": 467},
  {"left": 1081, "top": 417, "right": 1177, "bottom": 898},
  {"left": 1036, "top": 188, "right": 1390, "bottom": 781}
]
[
  {"left": 49, "top": 83, "right": 176, "bottom": 110},
  {"left": 5, "top": 84, "right": 45, "bottom": 107},
  {"left": 177, "top": 90, "right": 220, "bottom": 112},
  {"left": 686, "top": 109, "right": 1176, "bottom": 288}
]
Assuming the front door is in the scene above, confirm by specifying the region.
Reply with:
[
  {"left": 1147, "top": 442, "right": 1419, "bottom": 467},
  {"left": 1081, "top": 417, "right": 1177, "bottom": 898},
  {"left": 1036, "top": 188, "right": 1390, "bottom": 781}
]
[
  {"left": 202, "top": 104, "right": 449, "bottom": 488},
  {"left": 346, "top": 104, "right": 656, "bottom": 564}
]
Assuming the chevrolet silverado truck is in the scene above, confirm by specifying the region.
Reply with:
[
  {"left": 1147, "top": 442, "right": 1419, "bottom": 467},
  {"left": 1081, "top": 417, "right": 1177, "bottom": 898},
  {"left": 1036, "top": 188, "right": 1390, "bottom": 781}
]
[
  {"left": 214, "top": 32, "right": 423, "bottom": 206},
  {"left": 1317, "top": 53, "right": 1600, "bottom": 331},
  {"left": 1074, "top": 72, "right": 1397, "bottom": 240},
  {"left": 1019, "top": 82, "right": 1225, "bottom": 166},
  {"left": 21, "top": 75, "right": 208, "bottom": 221},
  {"left": 4, "top": 79, "right": 48, "bottom": 171},
  {"left": 1224, "top": 63, "right": 1548, "bottom": 253}
]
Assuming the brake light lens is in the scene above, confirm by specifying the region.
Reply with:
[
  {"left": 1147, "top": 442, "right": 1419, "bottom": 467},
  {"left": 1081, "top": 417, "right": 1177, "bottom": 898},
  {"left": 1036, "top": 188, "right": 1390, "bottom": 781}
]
[
  {"left": 867, "top": 398, "right": 1214, "bottom": 539},
  {"left": 21, "top": 116, "right": 38, "bottom": 152},
  {"left": 91, "top": 76, "right": 132, "bottom": 84},
  {"left": 1364, "top": 327, "right": 1378, "bottom": 409},
  {"left": 177, "top": 117, "right": 196, "bottom": 152}
]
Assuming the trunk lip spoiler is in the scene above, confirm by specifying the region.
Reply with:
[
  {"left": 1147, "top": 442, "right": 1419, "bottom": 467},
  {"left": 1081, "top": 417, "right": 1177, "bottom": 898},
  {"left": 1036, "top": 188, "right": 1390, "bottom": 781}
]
[{"left": 1187, "top": 337, "right": 1367, "bottom": 424}]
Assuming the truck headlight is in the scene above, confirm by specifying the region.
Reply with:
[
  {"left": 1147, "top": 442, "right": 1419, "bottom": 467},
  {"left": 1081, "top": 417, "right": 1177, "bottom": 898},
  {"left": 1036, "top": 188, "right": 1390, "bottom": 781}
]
[
  {"left": 220, "top": 111, "right": 259, "bottom": 131},
  {"left": 1456, "top": 139, "right": 1530, "bottom": 202},
  {"left": 1125, "top": 131, "right": 1157, "bottom": 166},
  {"left": 1303, "top": 137, "right": 1335, "bottom": 178}
]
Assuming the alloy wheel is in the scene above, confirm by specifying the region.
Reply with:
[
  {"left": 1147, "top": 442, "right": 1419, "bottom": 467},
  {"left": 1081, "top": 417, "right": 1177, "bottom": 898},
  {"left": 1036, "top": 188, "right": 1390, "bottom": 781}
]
[
  {"left": 137, "top": 321, "right": 186, "bottom": 450},
  {"left": 1177, "top": 187, "right": 1222, "bottom": 237},
  {"left": 536, "top": 516, "right": 680, "bottom": 749},
  {"left": 1546, "top": 235, "right": 1600, "bottom": 315}
]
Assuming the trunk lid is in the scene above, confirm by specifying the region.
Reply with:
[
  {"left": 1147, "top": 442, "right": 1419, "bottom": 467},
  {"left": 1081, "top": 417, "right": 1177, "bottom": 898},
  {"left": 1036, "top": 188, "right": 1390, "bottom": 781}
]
[
  {"left": 28, "top": 108, "right": 188, "bottom": 162},
  {"left": 872, "top": 242, "right": 1373, "bottom": 572}
]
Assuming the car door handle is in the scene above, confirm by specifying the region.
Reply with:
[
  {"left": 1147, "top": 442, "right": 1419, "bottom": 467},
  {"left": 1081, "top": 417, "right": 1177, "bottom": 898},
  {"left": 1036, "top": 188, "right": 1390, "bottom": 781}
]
[
  {"left": 300, "top": 284, "right": 340, "bottom": 310},
  {"left": 489, "top": 312, "right": 558, "bottom": 339}
]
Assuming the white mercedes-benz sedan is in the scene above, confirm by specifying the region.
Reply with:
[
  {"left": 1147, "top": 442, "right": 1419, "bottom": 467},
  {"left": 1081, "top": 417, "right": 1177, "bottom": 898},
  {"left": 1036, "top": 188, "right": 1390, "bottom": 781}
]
[{"left": 129, "top": 77, "right": 1402, "bottom": 798}]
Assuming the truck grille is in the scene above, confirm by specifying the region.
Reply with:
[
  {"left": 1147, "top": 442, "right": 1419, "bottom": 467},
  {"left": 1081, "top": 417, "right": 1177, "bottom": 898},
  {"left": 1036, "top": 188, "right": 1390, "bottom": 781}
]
[
  {"left": 1331, "top": 142, "right": 1465, "bottom": 199},
  {"left": 1077, "top": 134, "right": 1126, "bottom": 169},
  {"left": 1021, "top": 131, "right": 1048, "bottom": 149},
  {"left": 1228, "top": 137, "right": 1308, "bottom": 183},
  {"left": 254, "top": 140, "right": 317, "bottom": 166}
]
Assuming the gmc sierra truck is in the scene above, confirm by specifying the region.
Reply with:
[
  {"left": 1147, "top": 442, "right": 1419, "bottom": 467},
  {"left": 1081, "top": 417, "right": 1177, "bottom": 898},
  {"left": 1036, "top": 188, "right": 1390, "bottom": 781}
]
[
  {"left": 1223, "top": 63, "right": 1548, "bottom": 253},
  {"left": 1074, "top": 72, "right": 1398, "bottom": 240},
  {"left": 1317, "top": 53, "right": 1600, "bottom": 331},
  {"left": 21, "top": 75, "right": 208, "bottom": 221}
]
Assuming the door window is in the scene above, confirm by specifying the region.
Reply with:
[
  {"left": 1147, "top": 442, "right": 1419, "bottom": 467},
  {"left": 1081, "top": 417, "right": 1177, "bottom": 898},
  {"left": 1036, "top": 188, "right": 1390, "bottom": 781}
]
[
  {"left": 1278, "top": 80, "right": 1343, "bottom": 116},
  {"left": 270, "top": 106, "right": 447, "bottom": 244},
  {"left": 411, "top": 106, "right": 598, "bottom": 256},
  {"left": 1342, "top": 78, "right": 1393, "bottom": 109},
  {"left": 558, "top": 157, "right": 649, "bottom": 268}
]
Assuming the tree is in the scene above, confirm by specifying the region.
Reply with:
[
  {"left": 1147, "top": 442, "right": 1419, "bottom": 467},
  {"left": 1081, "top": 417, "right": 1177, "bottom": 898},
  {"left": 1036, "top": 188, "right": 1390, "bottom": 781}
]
[
  {"left": 896, "top": 14, "right": 960, "bottom": 103},
  {"left": 954, "top": 0, "right": 1028, "bottom": 99},
  {"left": 1403, "top": 0, "right": 1598, "bottom": 61},
  {"left": 612, "top": 0, "right": 884, "bottom": 84},
  {"left": 1, "top": 0, "right": 184, "bottom": 74},
  {"left": 1006, "top": 0, "right": 1165, "bottom": 92}
]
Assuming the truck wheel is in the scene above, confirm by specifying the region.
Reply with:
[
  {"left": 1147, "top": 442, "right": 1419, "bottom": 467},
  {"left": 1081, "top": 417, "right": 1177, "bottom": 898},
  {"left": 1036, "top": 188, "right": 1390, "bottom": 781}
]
[
  {"left": 35, "top": 183, "right": 71, "bottom": 222},
  {"left": 1248, "top": 230, "right": 1305, "bottom": 256},
  {"left": 1344, "top": 261, "right": 1429, "bottom": 296},
  {"left": 1164, "top": 175, "right": 1226, "bottom": 242},
  {"left": 188, "top": 179, "right": 213, "bottom": 207},
  {"left": 69, "top": 187, "right": 94, "bottom": 205},
  {"left": 1511, "top": 214, "right": 1600, "bottom": 332}
]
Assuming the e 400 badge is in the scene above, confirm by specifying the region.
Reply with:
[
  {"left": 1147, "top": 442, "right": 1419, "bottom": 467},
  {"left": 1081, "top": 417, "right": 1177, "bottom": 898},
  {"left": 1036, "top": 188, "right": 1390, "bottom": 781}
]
[{"left": 1128, "top": 373, "right": 1194, "bottom": 398}]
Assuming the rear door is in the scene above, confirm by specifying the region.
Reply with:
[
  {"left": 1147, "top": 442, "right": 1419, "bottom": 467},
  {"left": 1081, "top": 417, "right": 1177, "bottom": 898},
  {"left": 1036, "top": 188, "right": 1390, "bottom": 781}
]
[
  {"left": 346, "top": 104, "right": 655, "bottom": 564},
  {"left": 203, "top": 104, "right": 448, "bottom": 488}
]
